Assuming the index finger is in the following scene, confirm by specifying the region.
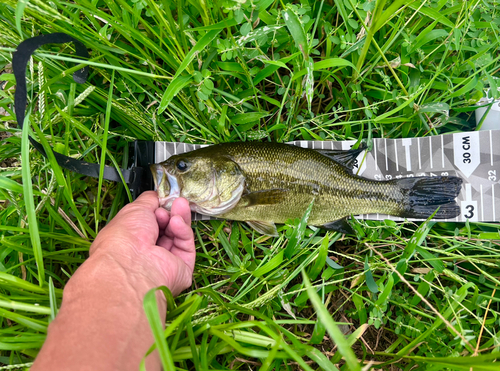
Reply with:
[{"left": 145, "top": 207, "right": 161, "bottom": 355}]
[{"left": 128, "top": 191, "right": 160, "bottom": 212}]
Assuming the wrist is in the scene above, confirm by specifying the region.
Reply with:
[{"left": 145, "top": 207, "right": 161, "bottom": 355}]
[{"left": 32, "top": 252, "right": 166, "bottom": 371}]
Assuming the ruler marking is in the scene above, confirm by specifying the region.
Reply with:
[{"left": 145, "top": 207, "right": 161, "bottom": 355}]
[
  {"left": 490, "top": 130, "right": 494, "bottom": 166},
  {"left": 493, "top": 184, "right": 496, "bottom": 221},
  {"left": 384, "top": 138, "right": 388, "bottom": 171},
  {"left": 441, "top": 134, "right": 445, "bottom": 168},
  {"left": 374, "top": 140, "right": 378, "bottom": 170},
  {"left": 465, "top": 183, "right": 472, "bottom": 201},
  {"left": 163, "top": 142, "right": 167, "bottom": 162},
  {"left": 395, "top": 140, "right": 399, "bottom": 171},
  {"left": 321, "top": 141, "right": 324, "bottom": 150},
  {"left": 429, "top": 136, "right": 433, "bottom": 169},
  {"left": 417, "top": 137, "right": 422, "bottom": 169},
  {"left": 402, "top": 139, "right": 412, "bottom": 171},
  {"left": 480, "top": 184, "right": 484, "bottom": 221}
]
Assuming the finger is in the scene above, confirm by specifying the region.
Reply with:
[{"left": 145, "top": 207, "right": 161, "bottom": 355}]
[
  {"left": 155, "top": 208, "right": 170, "bottom": 233},
  {"left": 169, "top": 246, "right": 196, "bottom": 274},
  {"left": 96, "top": 191, "right": 160, "bottom": 248},
  {"left": 127, "top": 191, "right": 160, "bottom": 213},
  {"left": 112, "top": 191, "right": 159, "bottom": 223},
  {"left": 156, "top": 217, "right": 195, "bottom": 273},
  {"left": 167, "top": 215, "right": 196, "bottom": 272},
  {"left": 107, "top": 191, "right": 159, "bottom": 229},
  {"left": 170, "top": 198, "right": 192, "bottom": 225},
  {"left": 169, "top": 215, "right": 195, "bottom": 250}
]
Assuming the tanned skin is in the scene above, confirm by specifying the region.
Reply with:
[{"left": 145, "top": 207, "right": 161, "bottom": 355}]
[{"left": 31, "top": 192, "right": 196, "bottom": 371}]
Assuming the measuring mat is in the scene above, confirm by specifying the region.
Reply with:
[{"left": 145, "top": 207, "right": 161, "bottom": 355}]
[{"left": 153, "top": 130, "right": 500, "bottom": 223}]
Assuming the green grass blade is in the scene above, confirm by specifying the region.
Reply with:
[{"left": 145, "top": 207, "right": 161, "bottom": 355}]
[
  {"left": 308, "top": 234, "right": 332, "bottom": 280},
  {"left": 315, "top": 58, "right": 358, "bottom": 72},
  {"left": 15, "top": 0, "right": 30, "bottom": 36},
  {"left": 0, "top": 298, "right": 51, "bottom": 314},
  {"left": 21, "top": 113, "right": 45, "bottom": 286},
  {"left": 185, "top": 320, "right": 200, "bottom": 370},
  {"left": 143, "top": 287, "right": 175, "bottom": 371},
  {"left": 283, "top": 6, "right": 308, "bottom": 58},
  {"left": 307, "top": 347, "right": 340, "bottom": 371},
  {"left": 158, "top": 75, "right": 193, "bottom": 115},
  {"left": 0, "top": 272, "right": 57, "bottom": 295},
  {"left": 305, "top": 57, "right": 314, "bottom": 114},
  {"left": 364, "top": 255, "right": 379, "bottom": 294},
  {"left": 253, "top": 250, "right": 284, "bottom": 278},
  {"left": 408, "top": 0, "right": 455, "bottom": 29},
  {"left": 96, "top": 69, "right": 115, "bottom": 232},
  {"left": 0, "top": 307, "right": 47, "bottom": 333},
  {"left": 48, "top": 276, "right": 58, "bottom": 321},
  {"left": 284, "top": 200, "right": 314, "bottom": 259},
  {"left": 374, "top": 274, "right": 394, "bottom": 305},
  {"left": 0, "top": 176, "right": 25, "bottom": 194},
  {"left": 172, "top": 29, "right": 222, "bottom": 81}
]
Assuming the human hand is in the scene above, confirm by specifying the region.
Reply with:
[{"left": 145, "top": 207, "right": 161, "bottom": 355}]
[
  {"left": 31, "top": 191, "right": 195, "bottom": 371},
  {"left": 90, "top": 191, "right": 195, "bottom": 296}
]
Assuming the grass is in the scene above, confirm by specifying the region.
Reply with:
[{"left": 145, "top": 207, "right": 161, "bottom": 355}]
[{"left": 1, "top": 0, "right": 500, "bottom": 369}]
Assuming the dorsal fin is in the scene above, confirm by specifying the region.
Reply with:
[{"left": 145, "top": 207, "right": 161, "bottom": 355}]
[{"left": 315, "top": 142, "right": 367, "bottom": 171}]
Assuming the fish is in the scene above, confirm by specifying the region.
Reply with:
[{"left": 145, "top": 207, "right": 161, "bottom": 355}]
[{"left": 150, "top": 142, "right": 463, "bottom": 236}]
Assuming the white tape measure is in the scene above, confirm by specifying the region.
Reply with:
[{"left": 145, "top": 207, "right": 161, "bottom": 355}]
[{"left": 154, "top": 130, "right": 500, "bottom": 223}]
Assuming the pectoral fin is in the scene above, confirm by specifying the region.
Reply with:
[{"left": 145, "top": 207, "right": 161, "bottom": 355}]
[
  {"left": 247, "top": 220, "right": 279, "bottom": 237},
  {"left": 241, "top": 189, "right": 288, "bottom": 207},
  {"left": 322, "top": 218, "right": 355, "bottom": 234},
  {"left": 315, "top": 142, "right": 367, "bottom": 171}
]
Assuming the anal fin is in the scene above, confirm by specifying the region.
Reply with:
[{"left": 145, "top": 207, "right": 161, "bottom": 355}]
[
  {"left": 247, "top": 220, "right": 278, "bottom": 237},
  {"left": 322, "top": 218, "right": 354, "bottom": 234}
]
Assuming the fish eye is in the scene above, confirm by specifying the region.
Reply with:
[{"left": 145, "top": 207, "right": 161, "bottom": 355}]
[{"left": 176, "top": 160, "right": 189, "bottom": 172}]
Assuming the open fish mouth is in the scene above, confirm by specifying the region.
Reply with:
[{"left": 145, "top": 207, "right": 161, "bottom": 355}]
[
  {"left": 151, "top": 165, "right": 180, "bottom": 209},
  {"left": 159, "top": 173, "right": 180, "bottom": 209}
]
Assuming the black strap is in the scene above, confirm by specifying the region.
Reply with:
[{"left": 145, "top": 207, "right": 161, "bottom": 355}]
[{"left": 13, "top": 33, "right": 144, "bottom": 195}]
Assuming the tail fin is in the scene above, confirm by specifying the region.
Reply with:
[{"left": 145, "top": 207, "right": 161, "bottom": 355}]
[{"left": 397, "top": 176, "right": 463, "bottom": 219}]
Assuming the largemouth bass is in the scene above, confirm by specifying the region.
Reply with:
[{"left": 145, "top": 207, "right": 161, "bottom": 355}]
[{"left": 151, "top": 142, "right": 462, "bottom": 236}]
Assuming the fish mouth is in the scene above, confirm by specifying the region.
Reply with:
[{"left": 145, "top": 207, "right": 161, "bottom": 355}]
[
  {"left": 159, "top": 173, "right": 180, "bottom": 209},
  {"left": 150, "top": 164, "right": 180, "bottom": 209}
]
